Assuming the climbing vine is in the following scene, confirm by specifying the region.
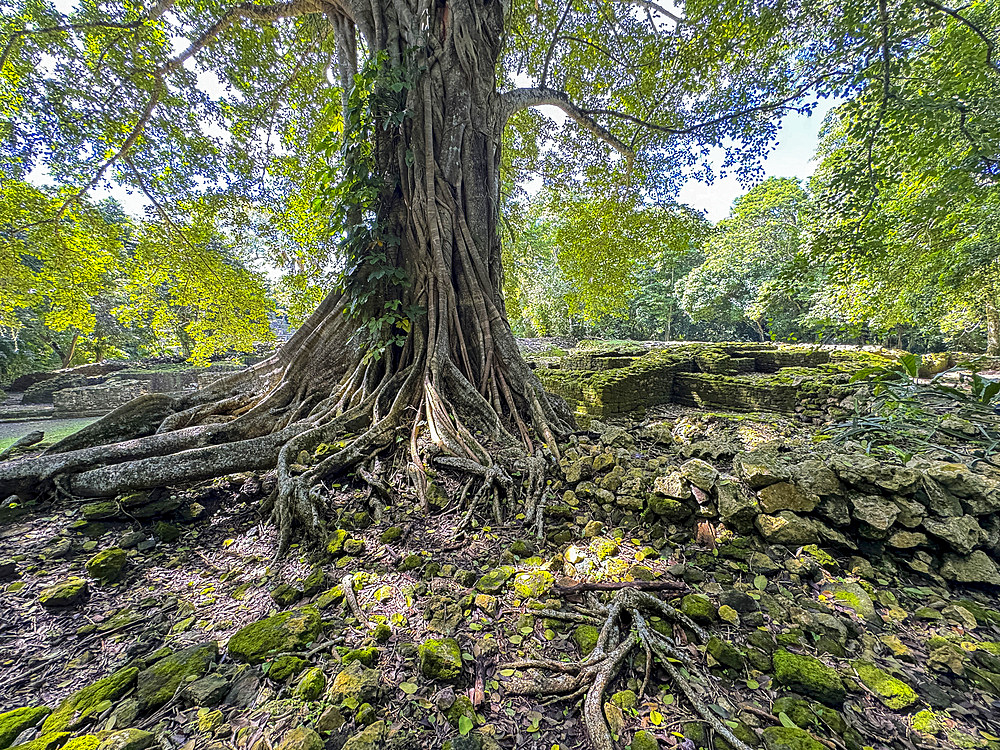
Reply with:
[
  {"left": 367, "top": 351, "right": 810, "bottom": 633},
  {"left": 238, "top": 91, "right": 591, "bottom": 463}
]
[{"left": 313, "top": 50, "right": 423, "bottom": 362}]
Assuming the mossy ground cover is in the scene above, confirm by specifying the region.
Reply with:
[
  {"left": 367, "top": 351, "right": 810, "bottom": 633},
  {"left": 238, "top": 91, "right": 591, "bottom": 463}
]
[{"left": 2, "top": 341, "right": 1000, "bottom": 750}]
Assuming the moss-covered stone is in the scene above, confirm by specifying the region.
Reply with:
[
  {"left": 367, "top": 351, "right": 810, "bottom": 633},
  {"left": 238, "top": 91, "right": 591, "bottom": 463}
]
[
  {"left": 379, "top": 526, "right": 403, "bottom": 544},
  {"left": 326, "top": 529, "right": 349, "bottom": 555},
  {"left": 631, "top": 730, "right": 659, "bottom": 750},
  {"left": 474, "top": 566, "right": 514, "bottom": 594},
  {"left": 270, "top": 583, "right": 302, "bottom": 607},
  {"left": 851, "top": 660, "right": 916, "bottom": 709},
  {"left": 326, "top": 660, "right": 382, "bottom": 705},
  {"left": 772, "top": 650, "right": 846, "bottom": 706},
  {"left": 762, "top": 727, "right": 827, "bottom": 750},
  {"left": 0, "top": 706, "right": 50, "bottom": 749},
  {"left": 912, "top": 709, "right": 944, "bottom": 735},
  {"left": 706, "top": 636, "right": 746, "bottom": 671},
  {"left": 268, "top": 655, "right": 309, "bottom": 681},
  {"left": 42, "top": 666, "right": 139, "bottom": 733},
  {"left": 96, "top": 728, "right": 156, "bottom": 750},
  {"left": 275, "top": 726, "right": 324, "bottom": 750},
  {"left": 85, "top": 548, "right": 127, "bottom": 583},
  {"left": 513, "top": 570, "right": 554, "bottom": 599},
  {"left": 445, "top": 695, "right": 477, "bottom": 728},
  {"left": 227, "top": 606, "right": 322, "bottom": 664},
  {"left": 341, "top": 721, "right": 387, "bottom": 750},
  {"left": 772, "top": 697, "right": 815, "bottom": 729},
  {"left": 573, "top": 624, "right": 600, "bottom": 656},
  {"left": 295, "top": 667, "right": 327, "bottom": 700},
  {"left": 154, "top": 521, "right": 181, "bottom": 543},
  {"left": 137, "top": 642, "right": 218, "bottom": 710},
  {"left": 680, "top": 593, "right": 717, "bottom": 624},
  {"left": 38, "top": 577, "right": 89, "bottom": 608},
  {"left": 419, "top": 637, "right": 463, "bottom": 681},
  {"left": 590, "top": 538, "right": 620, "bottom": 561},
  {"left": 61, "top": 736, "right": 101, "bottom": 750},
  {"left": 341, "top": 646, "right": 379, "bottom": 667}
]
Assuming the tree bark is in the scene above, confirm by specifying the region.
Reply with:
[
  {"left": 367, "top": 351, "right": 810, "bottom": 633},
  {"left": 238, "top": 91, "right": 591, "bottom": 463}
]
[{"left": 0, "top": 0, "right": 569, "bottom": 551}]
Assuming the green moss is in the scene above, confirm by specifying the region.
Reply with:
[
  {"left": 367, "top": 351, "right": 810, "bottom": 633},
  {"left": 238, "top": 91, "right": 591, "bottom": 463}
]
[
  {"left": 85, "top": 548, "right": 127, "bottom": 583},
  {"left": 851, "top": 660, "right": 917, "bottom": 709},
  {"left": 706, "top": 636, "right": 746, "bottom": 671},
  {"left": 342, "top": 646, "right": 379, "bottom": 667},
  {"left": 327, "top": 661, "right": 382, "bottom": 705},
  {"left": 631, "top": 730, "right": 659, "bottom": 750},
  {"left": 267, "top": 655, "right": 309, "bottom": 681},
  {"left": 0, "top": 706, "right": 51, "bottom": 749},
  {"left": 42, "top": 666, "right": 139, "bottom": 733},
  {"left": 379, "top": 526, "right": 403, "bottom": 544},
  {"left": 772, "top": 650, "right": 846, "bottom": 706},
  {"left": 513, "top": 570, "right": 554, "bottom": 599},
  {"left": 573, "top": 624, "right": 600, "bottom": 656},
  {"left": 680, "top": 594, "right": 717, "bottom": 624},
  {"left": 912, "top": 709, "right": 944, "bottom": 735},
  {"left": 418, "top": 637, "right": 463, "bottom": 681},
  {"left": 61, "top": 736, "right": 101, "bottom": 750},
  {"left": 275, "top": 726, "right": 325, "bottom": 750},
  {"left": 444, "top": 695, "right": 477, "bottom": 728},
  {"left": 326, "top": 529, "right": 349, "bottom": 555},
  {"left": 38, "top": 577, "right": 89, "bottom": 607},
  {"left": 762, "top": 727, "right": 827, "bottom": 750},
  {"left": 227, "top": 607, "right": 322, "bottom": 664},
  {"left": 474, "top": 566, "right": 514, "bottom": 593},
  {"left": 137, "top": 642, "right": 217, "bottom": 710},
  {"left": 295, "top": 667, "right": 327, "bottom": 700},
  {"left": 772, "top": 697, "right": 815, "bottom": 729}
]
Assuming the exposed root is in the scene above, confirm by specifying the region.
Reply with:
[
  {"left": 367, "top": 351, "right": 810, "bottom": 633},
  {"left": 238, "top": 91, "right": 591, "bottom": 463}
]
[{"left": 503, "top": 588, "right": 754, "bottom": 750}]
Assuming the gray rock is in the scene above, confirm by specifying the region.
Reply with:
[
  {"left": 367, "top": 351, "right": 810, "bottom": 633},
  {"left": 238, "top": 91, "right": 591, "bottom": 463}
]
[
  {"left": 888, "top": 530, "right": 927, "bottom": 549},
  {"left": 652, "top": 471, "right": 692, "bottom": 500},
  {"left": 923, "top": 515, "right": 986, "bottom": 555},
  {"left": 755, "top": 512, "right": 818, "bottom": 545},
  {"left": 680, "top": 459, "right": 718, "bottom": 491},
  {"left": 823, "top": 581, "right": 878, "bottom": 622},
  {"left": 940, "top": 551, "right": 1000, "bottom": 585},
  {"left": 793, "top": 460, "right": 841, "bottom": 496},
  {"left": 892, "top": 496, "right": 925, "bottom": 528},
  {"left": 182, "top": 673, "right": 230, "bottom": 706},
  {"left": 848, "top": 493, "right": 898, "bottom": 531},
  {"left": 734, "top": 450, "right": 788, "bottom": 489},
  {"left": 920, "top": 479, "right": 964, "bottom": 517},
  {"left": 716, "top": 478, "right": 760, "bottom": 531},
  {"left": 757, "top": 482, "right": 818, "bottom": 514}
]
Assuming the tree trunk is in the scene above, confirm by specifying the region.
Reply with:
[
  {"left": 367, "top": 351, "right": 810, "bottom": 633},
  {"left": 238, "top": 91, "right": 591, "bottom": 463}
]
[
  {"left": 986, "top": 294, "right": 1000, "bottom": 357},
  {"left": 0, "top": 0, "right": 569, "bottom": 551}
]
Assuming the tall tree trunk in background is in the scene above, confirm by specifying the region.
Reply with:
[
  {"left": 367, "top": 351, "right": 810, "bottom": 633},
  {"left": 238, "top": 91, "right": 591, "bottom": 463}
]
[
  {"left": 986, "top": 293, "right": 1000, "bottom": 356},
  {"left": 0, "top": 0, "right": 568, "bottom": 552}
]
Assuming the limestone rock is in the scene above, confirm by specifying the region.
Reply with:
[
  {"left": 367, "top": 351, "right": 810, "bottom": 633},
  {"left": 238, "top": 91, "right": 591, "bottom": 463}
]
[
  {"left": 734, "top": 449, "right": 788, "bottom": 489},
  {"left": 327, "top": 661, "right": 382, "bottom": 704},
  {"left": 513, "top": 570, "right": 554, "bottom": 599},
  {"left": 772, "top": 650, "right": 845, "bottom": 705},
  {"left": 419, "top": 637, "right": 463, "bottom": 681},
  {"left": 716, "top": 479, "right": 760, "bottom": 531},
  {"left": 848, "top": 493, "right": 898, "bottom": 531},
  {"left": 940, "top": 550, "right": 1000, "bottom": 585},
  {"left": 758, "top": 482, "right": 818, "bottom": 514},
  {"left": 888, "top": 531, "right": 927, "bottom": 549},
  {"left": 85, "top": 548, "right": 127, "bottom": 583},
  {"left": 755, "top": 512, "right": 819, "bottom": 545},
  {"left": 652, "top": 471, "right": 692, "bottom": 500},
  {"left": 39, "top": 577, "right": 89, "bottom": 608},
  {"left": 341, "top": 721, "right": 387, "bottom": 750},
  {"left": 137, "top": 642, "right": 218, "bottom": 710},
  {"left": 96, "top": 729, "right": 155, "bottom": 750},
  {"left": 276, "top": 726, "right": 324, "bottom": 750},
  {"left": 680, "top": 459, "right": 718, "bottom": 491},
  {"left": 227, "top": 607, "right": 322, "bottom": 664},
  {"left": 923, "top": 515, "right": 985, "bottom": 555},
  {"left": 823, "top": 581, "right": 877, "bottom": 623},
  {"left": 762, "top": 726, "right": 827, "bottom": 750}
]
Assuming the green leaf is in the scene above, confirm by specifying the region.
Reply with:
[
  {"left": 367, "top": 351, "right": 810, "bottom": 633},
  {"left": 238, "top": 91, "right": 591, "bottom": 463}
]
[
  {"left": 779, "top": 712, "right": 797, "bottom": 729},
  {"left": 458, "top": 715, "right": 474, "bottom": 736},
  {"left": 400, "top": 682, "right": 418, "bottom": 694}
]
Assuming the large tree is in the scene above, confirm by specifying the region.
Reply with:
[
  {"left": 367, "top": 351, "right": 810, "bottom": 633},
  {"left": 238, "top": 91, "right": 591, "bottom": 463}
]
[{"left": 1, "top": 0, "right": 996, "bottom": 552}]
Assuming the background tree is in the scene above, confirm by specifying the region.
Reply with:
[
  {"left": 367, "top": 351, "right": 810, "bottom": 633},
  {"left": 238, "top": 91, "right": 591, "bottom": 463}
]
[{"left": 681, "top": 177, "right": 811, "bottom": 342}]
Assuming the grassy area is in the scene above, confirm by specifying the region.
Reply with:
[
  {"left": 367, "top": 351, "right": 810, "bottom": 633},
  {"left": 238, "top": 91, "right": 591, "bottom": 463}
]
[{"left": 0, "top": 417, "right": 98, "bottom": 452}]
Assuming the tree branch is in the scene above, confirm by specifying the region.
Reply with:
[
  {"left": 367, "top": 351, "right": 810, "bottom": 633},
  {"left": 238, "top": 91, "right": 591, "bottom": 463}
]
[
  {"left": 501, "top": 87, "right": 635, "bottom": 160},
  {"left": 622, "top": 0, "right": 682, "bottom": 25},
  {"left": 919, "top": 0, "right": 999, "bottom": 72},
  {"left": 1, "top": 19, "right": 146, "bottom": 72}
]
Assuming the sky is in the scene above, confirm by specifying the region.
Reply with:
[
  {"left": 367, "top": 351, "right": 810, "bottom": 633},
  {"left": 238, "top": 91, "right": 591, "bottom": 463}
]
[{"left": 676, "top": 99, "right": 836, "bottom": 222}]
